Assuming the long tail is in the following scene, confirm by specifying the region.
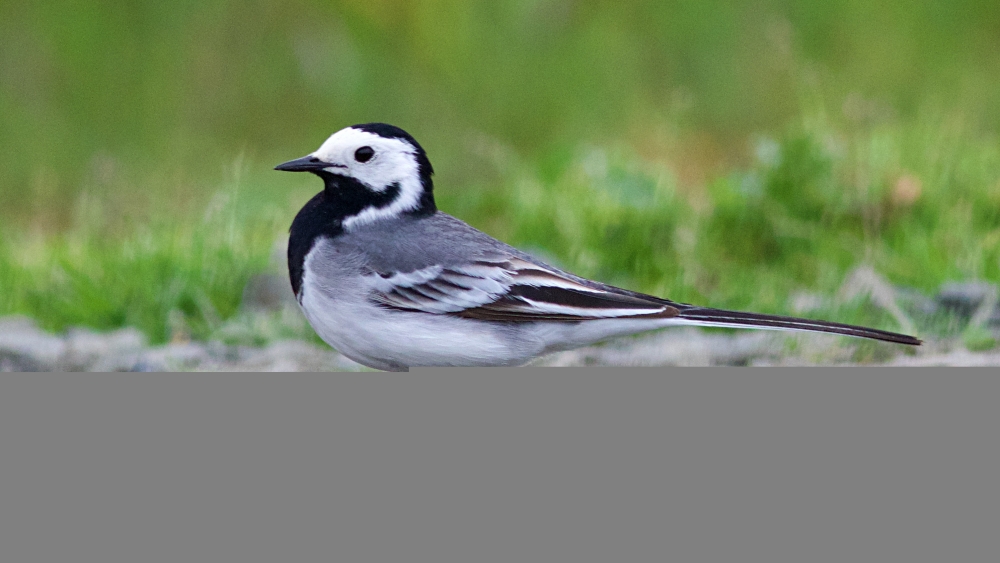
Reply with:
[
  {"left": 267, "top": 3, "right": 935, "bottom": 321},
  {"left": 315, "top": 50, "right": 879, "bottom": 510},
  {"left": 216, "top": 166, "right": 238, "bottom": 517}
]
[{"left": 672, "top": 306, "right": 922, "bottom": 346}]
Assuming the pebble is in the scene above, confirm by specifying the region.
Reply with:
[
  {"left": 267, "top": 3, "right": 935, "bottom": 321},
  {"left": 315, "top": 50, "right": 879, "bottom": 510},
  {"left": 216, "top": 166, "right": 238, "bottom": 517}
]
[
  {"left": 935, "top": 281, "right": 999, "bottom": 327},
  {"left": 0, "top": 316, "right": 68, "bottom": 371}
]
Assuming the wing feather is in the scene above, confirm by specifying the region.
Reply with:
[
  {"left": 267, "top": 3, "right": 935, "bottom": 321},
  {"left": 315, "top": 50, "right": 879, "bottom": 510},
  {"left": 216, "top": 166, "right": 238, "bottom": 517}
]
[{"left": 367, "top": 257, "right": 679, "bottom": 321}]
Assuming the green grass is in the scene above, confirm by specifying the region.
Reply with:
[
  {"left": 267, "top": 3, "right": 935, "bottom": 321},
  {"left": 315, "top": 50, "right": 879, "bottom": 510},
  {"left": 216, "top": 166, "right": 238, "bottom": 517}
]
[
  {"left": 0, "top": 195, "right": 274, "bottom": 343},
  {"left": 2, "top": 111, "right": 997, "bottom": 344}
]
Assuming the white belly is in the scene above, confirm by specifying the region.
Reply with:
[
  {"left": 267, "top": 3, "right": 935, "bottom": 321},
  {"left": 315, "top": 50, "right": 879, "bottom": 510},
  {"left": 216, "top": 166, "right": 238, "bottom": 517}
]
[{"left": 299, "top": 276, "right": 539, "bottom": 370}]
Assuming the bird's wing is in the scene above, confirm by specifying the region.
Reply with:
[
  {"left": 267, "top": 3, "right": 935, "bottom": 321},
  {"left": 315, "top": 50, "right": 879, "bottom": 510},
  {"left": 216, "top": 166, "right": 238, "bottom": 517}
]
[{"left": 367, "top": 257, "right": 679, "bottom": 321}]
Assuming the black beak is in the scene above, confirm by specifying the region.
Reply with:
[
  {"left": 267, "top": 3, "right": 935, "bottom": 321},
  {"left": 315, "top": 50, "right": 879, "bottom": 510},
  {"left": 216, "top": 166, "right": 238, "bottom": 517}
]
[{"left": 274, "top": 155, "right": 343, "bottom": 172}]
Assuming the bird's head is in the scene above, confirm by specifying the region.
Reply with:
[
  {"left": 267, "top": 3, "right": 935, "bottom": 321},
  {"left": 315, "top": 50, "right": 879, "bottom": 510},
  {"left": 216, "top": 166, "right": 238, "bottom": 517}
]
[{"left": 276, "top": 123, "right": 435, "bottom": 229}]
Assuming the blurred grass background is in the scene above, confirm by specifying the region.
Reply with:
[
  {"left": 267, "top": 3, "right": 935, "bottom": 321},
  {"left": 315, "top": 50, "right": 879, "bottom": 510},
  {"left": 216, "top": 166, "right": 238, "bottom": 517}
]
[{"left": 2, "top": 0, "right": 999, "bottom": 344}]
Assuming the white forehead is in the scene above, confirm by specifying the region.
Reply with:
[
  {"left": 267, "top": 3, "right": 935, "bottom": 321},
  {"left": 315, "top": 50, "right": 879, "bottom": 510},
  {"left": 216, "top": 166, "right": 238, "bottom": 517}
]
[{"left": 311, "top": 127, "right": 414, "bottom": 163}]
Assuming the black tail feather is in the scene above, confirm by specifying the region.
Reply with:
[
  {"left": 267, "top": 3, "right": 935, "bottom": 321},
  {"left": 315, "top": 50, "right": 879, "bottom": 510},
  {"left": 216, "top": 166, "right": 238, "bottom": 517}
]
[{"left": 675, "top": 307, "right": 922, "bottom": 346}]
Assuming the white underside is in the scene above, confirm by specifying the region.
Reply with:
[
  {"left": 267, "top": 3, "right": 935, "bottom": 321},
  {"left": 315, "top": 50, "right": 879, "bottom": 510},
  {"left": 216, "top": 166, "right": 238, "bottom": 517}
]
[
  {"left": 299, "top": 270, "right": 706, "bottom": 370},
  {"left": 308, "top": 296, "right": 632, "bottom": 369}
]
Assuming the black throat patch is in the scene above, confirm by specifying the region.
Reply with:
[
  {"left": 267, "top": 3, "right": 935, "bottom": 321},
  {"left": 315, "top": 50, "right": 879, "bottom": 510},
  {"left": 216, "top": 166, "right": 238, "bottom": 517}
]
[{"left": 287, "top": 171, "right": 435, "bottom": 298}]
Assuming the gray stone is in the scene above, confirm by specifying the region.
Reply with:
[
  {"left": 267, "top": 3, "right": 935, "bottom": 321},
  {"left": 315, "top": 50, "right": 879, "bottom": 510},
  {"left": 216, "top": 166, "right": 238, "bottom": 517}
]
[
  {"left": 0, "top": 316, "right": 66, "bottom": 371},
  {"left": 935, "top": 281, "right": 1000, "bottom": 330},
  {"left": 197, "top": 340, "right": 364, "bottom": 372},
  {"left": 0, "top": 352, "right": 45, "bottom": 372},
  {"left": 62, "top": 327, "right": 147, "bottom": 370},
  {"left": 936, "top": 281, "right": 998, "bottom": 318},
  {"left": 141, "top": 342, "right": 213, "bottom": 370}
]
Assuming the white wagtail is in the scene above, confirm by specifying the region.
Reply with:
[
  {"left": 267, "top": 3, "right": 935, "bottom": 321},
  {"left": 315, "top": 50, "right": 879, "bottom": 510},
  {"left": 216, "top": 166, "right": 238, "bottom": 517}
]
[{"left": 275, "top": 123, "right": 921, "bottom": 371}]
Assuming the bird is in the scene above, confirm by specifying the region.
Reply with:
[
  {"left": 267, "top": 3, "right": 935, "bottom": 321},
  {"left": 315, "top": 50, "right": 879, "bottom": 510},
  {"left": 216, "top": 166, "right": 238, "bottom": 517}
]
[{"left": 275, "top": 123, "right": 921, "bottom": 371}]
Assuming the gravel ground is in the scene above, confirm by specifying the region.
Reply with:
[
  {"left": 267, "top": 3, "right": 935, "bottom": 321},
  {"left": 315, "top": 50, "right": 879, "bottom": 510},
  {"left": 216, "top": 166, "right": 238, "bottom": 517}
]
[
  {"left": 2, "top": 314, "right": 997, "bottom": 371},
  {"left": 4, "top": 267, "right": 998, "bottom": 370},
  {"left": 0, "top": 315, "right": 359, "bottom": 372}
]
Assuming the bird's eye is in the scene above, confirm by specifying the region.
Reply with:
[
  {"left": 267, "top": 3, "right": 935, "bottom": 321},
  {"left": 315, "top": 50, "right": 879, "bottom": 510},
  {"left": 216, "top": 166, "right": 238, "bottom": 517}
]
[{"left": 354, "top": 146, "right": 375, "bottom": 163}]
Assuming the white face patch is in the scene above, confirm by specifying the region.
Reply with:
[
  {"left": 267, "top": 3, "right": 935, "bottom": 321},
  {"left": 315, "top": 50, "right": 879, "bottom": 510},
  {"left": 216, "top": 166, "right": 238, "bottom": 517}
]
[{"left": 309, "top": 127, "right": 426, "bottom": 230}]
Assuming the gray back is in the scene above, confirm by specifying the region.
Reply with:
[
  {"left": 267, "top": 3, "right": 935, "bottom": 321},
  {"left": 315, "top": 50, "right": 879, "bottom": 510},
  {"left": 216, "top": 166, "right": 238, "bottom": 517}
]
[{"left": 334, "top": 212, "right": 532, "bottom": 274}]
